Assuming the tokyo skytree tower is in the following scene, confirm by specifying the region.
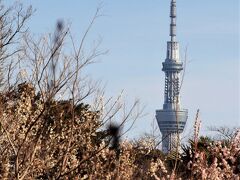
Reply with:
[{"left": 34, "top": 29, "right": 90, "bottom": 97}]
[{"left": 156, "top": 0, "right": 188, "bottom": 153}]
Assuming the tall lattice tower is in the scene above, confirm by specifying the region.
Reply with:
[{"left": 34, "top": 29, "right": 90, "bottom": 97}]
[{"left": 156, "top": 0, "right": 188, "bottom": 153}]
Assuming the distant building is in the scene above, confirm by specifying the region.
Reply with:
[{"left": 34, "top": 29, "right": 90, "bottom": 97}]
[{"left": 156, "top": 0, "right": 188, "bottom": 153}]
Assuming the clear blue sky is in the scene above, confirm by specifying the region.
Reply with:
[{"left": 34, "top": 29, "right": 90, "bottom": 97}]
[{"left": 12, "top": 0, "right": 240, "bottom": 138}]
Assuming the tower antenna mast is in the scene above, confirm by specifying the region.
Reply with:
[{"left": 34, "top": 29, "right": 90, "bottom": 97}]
[{"left": 170, "top": 0, "right": 177, "bottom": 42}]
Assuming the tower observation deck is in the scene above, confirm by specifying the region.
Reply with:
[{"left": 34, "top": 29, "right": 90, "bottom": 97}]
[{"left": 156, "top": 0, "right": 188, "bottom": 153}]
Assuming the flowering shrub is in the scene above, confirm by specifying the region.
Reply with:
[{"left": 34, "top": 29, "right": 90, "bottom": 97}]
[
  {"left": 0, "top": 83, "right": 239, "bottom": 179},
  {"left": 189, "top": 132, "right": 240, "bottom": 180},
  {"left": 0, "top": 83, "right": 101, "bottom": 178}
]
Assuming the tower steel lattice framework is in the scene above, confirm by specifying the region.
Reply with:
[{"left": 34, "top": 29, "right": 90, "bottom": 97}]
[{"left": 156, "top": 0, "right": 188, "bottom": 153}]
